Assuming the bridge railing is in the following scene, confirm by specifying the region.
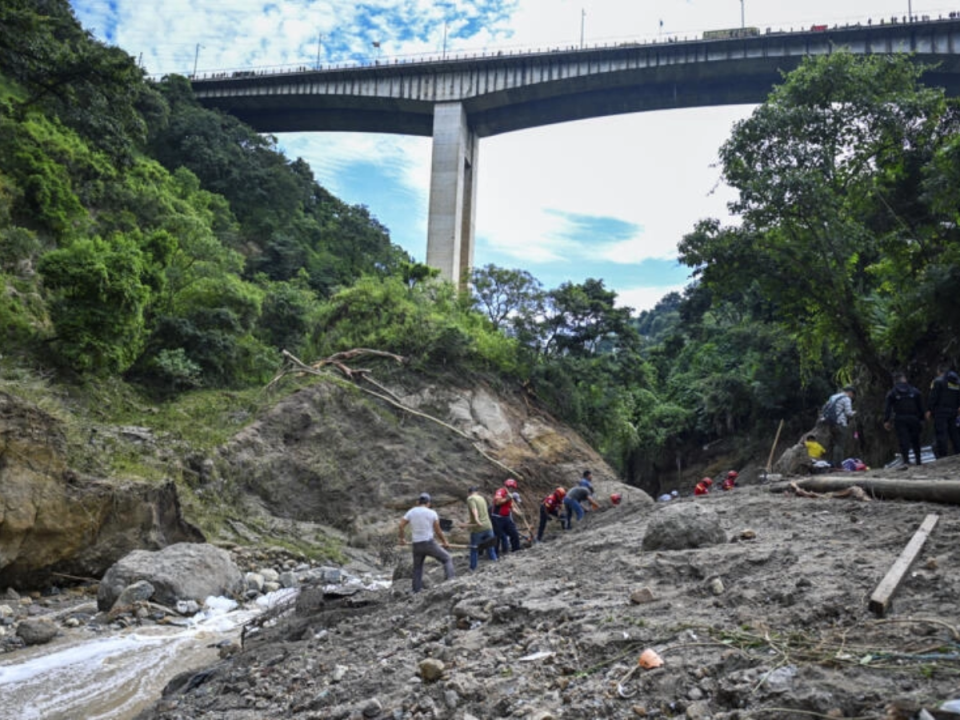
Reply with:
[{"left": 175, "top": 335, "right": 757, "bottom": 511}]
[{"left": 175, "top": 13, "right": 957, "bottom": 84}]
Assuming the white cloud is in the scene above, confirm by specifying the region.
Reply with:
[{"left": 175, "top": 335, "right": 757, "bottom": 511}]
[{"left": 616, "top": 283, "right": 687, "bottom": 313}]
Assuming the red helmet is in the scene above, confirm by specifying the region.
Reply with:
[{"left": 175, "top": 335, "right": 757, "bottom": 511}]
[
  {"left": 610, "top": 493, "right": 622, "bottom": 506},
  {"left": 727, "top": 470, "right": 739, "bottom": 478},
  {"left": 504, "top": 478, "right": 519, "bottom": 489},
  {"left": 555, "top": 487, "right": 566, "bottom": 498},
  {"left": 702, "top": 477, "right": 713, "bottom": 486}
]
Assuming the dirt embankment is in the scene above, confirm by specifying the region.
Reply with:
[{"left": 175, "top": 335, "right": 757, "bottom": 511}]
[{"left": 135, "top": 458, "right": 960, "bottom": 720}]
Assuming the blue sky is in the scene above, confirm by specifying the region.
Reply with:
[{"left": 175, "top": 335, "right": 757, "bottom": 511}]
[{"left": 69, "top": 0, "right": 946, "bottom": 311}]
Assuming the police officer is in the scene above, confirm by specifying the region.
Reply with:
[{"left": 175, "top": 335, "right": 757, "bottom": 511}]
[
  {"left": 926, "top": 363, "right": 960, "bottom": 457},
  {"left": 883, "top": 372, "right": 925, "bottom": 465}
]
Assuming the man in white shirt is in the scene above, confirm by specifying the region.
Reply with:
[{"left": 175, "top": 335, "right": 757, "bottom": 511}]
[{"left": 398, "top": 493, "right": 455, "bottom": 593}]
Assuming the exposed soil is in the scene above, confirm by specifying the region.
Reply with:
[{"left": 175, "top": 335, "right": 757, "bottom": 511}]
[{"left": 133, "top": 457, "right": 960, "bottom": 720}]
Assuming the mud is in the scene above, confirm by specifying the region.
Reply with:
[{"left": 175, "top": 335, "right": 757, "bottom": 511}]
[{"left": 132, "top": 458, "right": 960, "bottom": 720}]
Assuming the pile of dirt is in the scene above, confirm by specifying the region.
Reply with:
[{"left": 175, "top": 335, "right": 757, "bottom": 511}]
[{"left": 134, "top": 461, "right": 960, "bottom": 720}]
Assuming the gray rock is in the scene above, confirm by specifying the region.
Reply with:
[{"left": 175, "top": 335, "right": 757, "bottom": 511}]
[
  {"left": 17, "top": 619, "right": 58, "bottom": 646},
  {"left": 361, "top": 698, "right": 382, "bottom": 718},
  {"left": 259, "top": 568, "right": 280, "bottom": 583},
  {"left": 245, "top": 572, "right": 265, "bottom": 592},
  {"left": 279, "top": 571, "right": 299, "bottom": 588},
  {"left": 113, "top": 579, "right": 155, "bottom": 609},
  {"left": 642, "top": 503, "right": 727, "bottom": 551},
  {"left": 97, "top": 543, "right": 242, "bottom": 611}
]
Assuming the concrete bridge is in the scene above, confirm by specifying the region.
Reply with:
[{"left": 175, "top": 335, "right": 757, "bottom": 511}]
[{"left": 192, "top": 18, "right": 960, "bottom": 285}]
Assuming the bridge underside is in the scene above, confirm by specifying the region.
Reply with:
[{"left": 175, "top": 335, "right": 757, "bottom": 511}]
[{"left": 194, "top": 44, "right": 960, "bottom": 286}]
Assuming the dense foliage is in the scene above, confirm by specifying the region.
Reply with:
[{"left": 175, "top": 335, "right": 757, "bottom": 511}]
[{"left": 4, "top": 0, "right": 960, "bottom": 494}]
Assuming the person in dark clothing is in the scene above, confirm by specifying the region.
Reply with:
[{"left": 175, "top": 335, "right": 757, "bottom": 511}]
[
  {"left": 926, "top": 363, "right": 960, "bottom": 458},
  {"left": 883, "top": 372, "right": 925, "bottom": 465}
]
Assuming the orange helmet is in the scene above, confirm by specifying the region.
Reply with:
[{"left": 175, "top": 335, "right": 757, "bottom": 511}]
[
  {"left": 555, "top": 487, "right": 566, "bottom": 498},
  {"left": 610, "top": 493, "right": 623, "bottom": 505},
  {"left": 504, "top": 478, "right": 519, "bottom": 489}
]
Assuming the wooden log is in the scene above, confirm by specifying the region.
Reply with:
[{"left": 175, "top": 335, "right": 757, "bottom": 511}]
[
  {"left": 766, "top": 419, "right": 785, "bottom": 472},
  {"left": 780, "top": 476, "right": 960, "bottom": 505},
  {"left": 869, "top": 513, "right": 939, "bottom": 617}
]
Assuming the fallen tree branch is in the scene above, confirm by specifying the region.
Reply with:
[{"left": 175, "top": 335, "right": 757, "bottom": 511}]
[
  {"left": 777, "top": 476, "right": 960, "bottom": 505},
  {"left": 268, "top": 349, "right": 523, "bottom": 480}
]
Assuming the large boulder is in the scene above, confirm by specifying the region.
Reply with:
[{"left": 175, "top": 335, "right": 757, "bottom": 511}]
[
  {"left": 642, "top": 502, "right": 727, "bottom": 551},
  {"left": 0, "top": 393, "right": 204, "bottom": 588},
  {"left": 98, "top": 543, "right": 242, "bottom": 611}
]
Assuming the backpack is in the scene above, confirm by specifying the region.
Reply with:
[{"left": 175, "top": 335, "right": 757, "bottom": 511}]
[{"left": 821, "top": 395, "right": 842, "bottom": 425}]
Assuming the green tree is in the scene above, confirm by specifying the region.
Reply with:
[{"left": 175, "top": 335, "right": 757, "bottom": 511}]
[
  {"left": 680, "top": 52, "right": 957, "bottom": 383},
  {"left": 38, "top": 234, "right": 153, "bottom": 372}
]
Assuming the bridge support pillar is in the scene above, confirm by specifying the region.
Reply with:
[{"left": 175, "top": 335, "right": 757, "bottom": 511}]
[{"left": 426, "top": 102, "right": 478, "bottom": 288}]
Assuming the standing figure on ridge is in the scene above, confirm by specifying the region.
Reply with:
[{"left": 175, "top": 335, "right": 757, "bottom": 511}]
[
  {"left": 883, "top": 371, "right": 925, "bottom": 466},
  {"left": 491, "top": 478, "right": 522, "bottom": 554},
  {"left": 398, "top": 493, "right": 454, "bottom": 594},
  {"left": 465, "top": 485, "right": 497, "bottom": 570},
  {"left": 821, "top": 386, "right": 856, "bottom": 467},
  {"left": 926, "top": 363, "right": 960, "bottom": 458}
]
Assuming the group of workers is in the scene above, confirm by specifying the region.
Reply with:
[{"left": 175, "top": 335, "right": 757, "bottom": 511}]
[
  {"left": 398, "top": 469, "right": 609, "bottom": 593},
  {"left": 818, "top": 363, "right": 960, "bottom": 469}
]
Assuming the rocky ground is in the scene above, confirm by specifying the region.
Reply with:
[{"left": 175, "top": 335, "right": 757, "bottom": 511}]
[{"left": 128, "top": 458, "right": 960, "bottom": 720}]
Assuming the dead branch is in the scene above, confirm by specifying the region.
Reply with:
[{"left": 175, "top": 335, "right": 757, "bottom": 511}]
[
  {"left": 787, "top": 482, "right": 871, "bottom": 502},
  {"left": 268, "top": 349, "right": 523, "bottom": 480}
]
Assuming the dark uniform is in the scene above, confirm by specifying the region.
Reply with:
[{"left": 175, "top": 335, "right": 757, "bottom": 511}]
[
  {"left": 883, "top": 380, "right": 925, "bottom": 465},
  {"left": 928, "top": 369, "right": 960, "bottom": 458}
]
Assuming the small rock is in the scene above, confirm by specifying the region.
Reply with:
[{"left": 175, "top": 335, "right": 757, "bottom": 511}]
[
  {"left": 63, "top": 617, "right": 80, "bottom": 628},
  {"left": 113, "top": 580, "right": 155, "bottom": 610},
  {"left": 279, "top": 571, "right": 299, "bottom": 589},
  {"left": 331, "top": 664, "right": 349, "bottom": 682},
  {"left": 632, "top": 706, "right": 648, "bottom": 717},
  {"left": 685, "top": 700, "right": 711, "bottom": 719},
  {"left": 630, "top": 588, "right": 656, "bottom": 605},
  {"left": 709, "top": 578, "right": 724, "bottom": 595},
  {"left": 0, "top": 605, "right": 13, "bottom": 618},
  {"left": 530, "top": 711, "right": 557, "bottom": 720},
  {"left": 362, "top": 698, "right": 383, "bottom": 718},
  {"left": 259, "top": 568, "right": 280, "bottom": 584},
  {"left": 17, "top": 619, "right": 58, "bottom": 646},
  {"left": 176, "top": 600, "right": 201, "bottom": 615},
  {"left": 219, "top": 641, "right": 241, "bottom": 658},
  {"left": 418, "top": 658, "right": 445, "bottom": 683},
  {"left": 263, "top": 582, "right": 281, "bottom": 593},
  {"left": 687, "top": 686, "right": 704, "bottom": 701},
  {"left": 245, "top": 573, "right": 265, "bottom": 592},
  {"left": 740, "top": 529, "right": 757, "bottom": 540}
]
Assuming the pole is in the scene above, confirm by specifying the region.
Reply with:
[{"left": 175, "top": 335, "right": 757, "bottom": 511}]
[
  {"left": 192, "top": 43, "right": 200, "bottom": 77},
  {"left": 442, "top": 21, "right": 448, "bottom": 59},
  {"left": 580, "top": 8, "right": 585, "bottom": 48},
  {"left": 740, "top": 0, "right": 745, "bottom": 29},
  {"left": 315, "top": 32, "right": 322, "bottom": 69}
]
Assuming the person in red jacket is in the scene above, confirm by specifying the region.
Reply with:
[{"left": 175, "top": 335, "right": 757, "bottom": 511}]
[
  {"left": 537, "top": 487, "right": 566, "bottom": 542},
  {"left": 721, "top": 471, "right": 738, "bottom": 491},
  {"left": 492, "top": 478, "right": 522, "bottom": 554},
  {"left": 694, "top": 477, "right": 713, "bottom": 496}
]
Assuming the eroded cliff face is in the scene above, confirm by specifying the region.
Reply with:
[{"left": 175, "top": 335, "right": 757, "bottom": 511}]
[
  {"left": 0, "top": 392, "right": 203, "bottom": 588},
  {"left": 219, "top": 371, "right": 651, "bottom": 540}
]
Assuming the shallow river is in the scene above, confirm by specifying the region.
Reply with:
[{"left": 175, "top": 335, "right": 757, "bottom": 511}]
[{"left": 0, "top": 595, "right": 282, "bottom": 720}]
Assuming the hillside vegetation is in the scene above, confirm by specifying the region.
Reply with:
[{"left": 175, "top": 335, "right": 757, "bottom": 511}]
[{"left": 2, "top": 0, "right": 960, "bottom": 502}]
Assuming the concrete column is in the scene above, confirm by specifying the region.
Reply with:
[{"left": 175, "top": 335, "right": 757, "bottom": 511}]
[{"left": 426, "top": 102, "right": 478, "bottom": 288}]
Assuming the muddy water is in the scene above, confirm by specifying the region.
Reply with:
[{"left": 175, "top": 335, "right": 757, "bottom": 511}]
[{"left": 0, "top": 599, "right": 268, "bottom": 720}]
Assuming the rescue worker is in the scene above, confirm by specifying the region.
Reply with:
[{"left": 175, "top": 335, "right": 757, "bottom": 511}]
[
  {"left": 926, "top": 363, "right": 960, "bottom": 458},
  {"left": 562, "top": 484, "right": 600, "bottom": 529},
  {"left": 804, "top": 434, "right": 827, "bottom": 461},
  {"left": 821, "top": 386, "right": 856, "bottom": 467},
  {"left": 491, "top": 478, "right": 522, "bottom": 554},
  {"left": 883, "top": 371, "right": 925, "bottom": 466},
  {"left": 693, "top": 477, "right": 713, "bottom": 496},
  {"left": 465, "top": 486, "right": 497, "bottom": 570},
  {"left": 536, "top": 487, "right": 566, "bottom": 542},
  {"left": 398, "top": 493, "right": 454, "bottom": 593},
  {"left": 721, "top": 470, "right": 738, "bottom": 491}
]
